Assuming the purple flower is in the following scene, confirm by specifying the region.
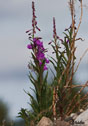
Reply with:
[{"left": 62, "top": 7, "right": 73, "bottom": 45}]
[
  {"left": 39, "top": 62, "right": 48, "bottom": 71},
  {"left": 66, "top": 39, "right": 69, "bottom": 43},
  {"left": 38, "top": 46, "right": 45, "bottom": 52},
  {"left": 34, "top": 40, "right": 43, "bottom": 47},
  {"left": 33, "top": 38, "right": 37, "bottom": 42},
  {"left": 39, "top": 61, "right": 42, "bottom": 66},
  {"left": 44, "top": 65, "right": 48, "bottom": 70},
  {"left": 27, "top": 37, "right": 49, "bottom": 71},
  {"left": 36, "top": 40, "right": 43, "bottom": 47},
  {"left": 45, "top": 58, "right": 49, "bottom": 63},
  {"left": 36, "top": 52, "right": 45, "bottom": 60},
  {"left": 27, "top": 44, "right": 32, "bottom": 49},
  {"left": 33, "top": 38, "right": 43, "bottom": 47}
]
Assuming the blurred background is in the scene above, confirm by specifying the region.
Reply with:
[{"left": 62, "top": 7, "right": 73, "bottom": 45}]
[{"left": 0, "top": 0, "right": 88, "bottom": 125}]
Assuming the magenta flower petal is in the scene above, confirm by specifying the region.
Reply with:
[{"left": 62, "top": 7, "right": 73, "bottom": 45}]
[
  {"left": 33, "top": 38, "right": 37, "bottom": 42},
  {"left": 38, "top": 47, "right": 45, "bottom": 52},
  {"left": 66, "top": 39, "right": 69, "bottom": 43},
  {"left": 27, "top": 44, "right": 32, "bottom": 49},
  {"left": 36, "top": 40, "right": 43, "bottom": 47},
  {"left": 45, "top": 58, "right": 49, "bottom": 63},
  {"left": 36, "top": 52, "right": 45, "bottom": 60},
  {"left": 39, "top": 61, "right": 42, "bottom": 66},
  {"left": 44, "top": 65, "right": 48, "bottom": 70}
]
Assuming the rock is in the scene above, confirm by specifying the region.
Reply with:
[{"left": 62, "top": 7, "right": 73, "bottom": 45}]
[
  {"left": 70, "top": 113, "right": 78, "bottom": 120},
  {"left": 71, "top": 123, "right": 87, "bottom": 126},
  {"left": 79, "top": 109, "right": 84, "bottom": 113},
  {"left": 70, "top": 113, "right": 76, "bottom": 118},
  {"left": 56, "top": 120, "right": 70, "bottom": 126},
  {"left": 75, "top": 109, "right": 88, "bottom": 125},
  {"left": 37, "top": 116, "right": 53, "bottom": 126}
]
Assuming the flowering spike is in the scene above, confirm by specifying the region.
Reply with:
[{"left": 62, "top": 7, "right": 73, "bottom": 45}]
[
  {"left": 32, "top": 1, "right": 36, "bottom": 37},
  {"left": 31, "top": 1, "right": 41, "bottom": 37},
  {"left": 53, "top": 17, "right": 57, "bottom": 39},
  {"left": 27, "top": 37, "right": 49, "bottom": 71}
]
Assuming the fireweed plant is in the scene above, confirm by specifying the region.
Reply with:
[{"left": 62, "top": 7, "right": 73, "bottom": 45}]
[
  {"left": 18, "top": 1, "right": 53, "bottom": 126},
  {"left": 51, "top": 0, "right": 88, "bottom": 122},
  {"left": 51, "top": 17, "right": 88, "bottom": 121},
  {"left": 19, "top": 0, "right": 88, "bottom": 125}
]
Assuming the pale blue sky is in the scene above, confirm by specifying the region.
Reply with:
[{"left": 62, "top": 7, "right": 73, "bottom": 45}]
[{"left": 0, "top": 0, "right": 88, "bottom": 120}]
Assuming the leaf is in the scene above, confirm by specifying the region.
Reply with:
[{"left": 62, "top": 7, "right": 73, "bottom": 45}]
[
  {"left": 50, "top": 56, "right": 57, "bottom": 64},
  {"left": 27, "top": 92, "right": 40, "bottom": 113},
  {"left": 49, "top": 67, "right": 56, "bottom": 78},
  {"left": 43, "top": 71, "right": 48, "bottom": 85},
  {"left": 49, "top": 59, "right": 57, "bottom": 71}
]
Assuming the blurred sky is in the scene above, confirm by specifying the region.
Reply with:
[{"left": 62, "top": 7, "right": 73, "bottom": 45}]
[{"left": 0, "top": 0, "right": 88, "bottom": 120}]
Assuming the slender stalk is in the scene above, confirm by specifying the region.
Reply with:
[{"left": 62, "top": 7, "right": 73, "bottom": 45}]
[
  {"left": 53, "top": 87, "right": 57, "bottom": 124},
  {"left": 66, "top": 81, "right": 88, "bottom": 115}
]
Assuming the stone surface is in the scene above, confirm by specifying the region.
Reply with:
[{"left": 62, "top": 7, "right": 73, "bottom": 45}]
[
  {"left": 75, "top": 109, "right": 88, "bottom": 125},
  {"left": 37, "top": 109, "right": 88, "bottom": 126},
  {"left": 70, "top": 113, "right": 78, "bottom": 120},
  {"left": 71, "top": 122, "right": 87, "bottom": 126},
  {"left": 37, "top": 117, "right": 53, "bottom": 126},
  {"left": 79, "top": 109, "right": 84, "bottom": 113},
  {"left": 56, "top": 120, "right": 70, "bottom": 126}
]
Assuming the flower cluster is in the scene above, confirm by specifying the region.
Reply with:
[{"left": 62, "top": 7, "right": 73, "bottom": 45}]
[{"left": 27, "top": 38, "right": 49, "bottom": 70}]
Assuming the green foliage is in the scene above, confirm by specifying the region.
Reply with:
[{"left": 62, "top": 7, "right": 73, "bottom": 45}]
[
  {"left": 19, "top": 1, "right": 88, "bottom": 125},
  {"left": 0, "top": 100, "right": 9, "bottom": 125},
  {"left": 19, "top": 31, "right": 53, "bottom": 126},
  {"left": 50, "top": 21, "right": 88, "bottom": 119},
  {"left": 18, "top": 69, "right": 53, "bottom": 125}
]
